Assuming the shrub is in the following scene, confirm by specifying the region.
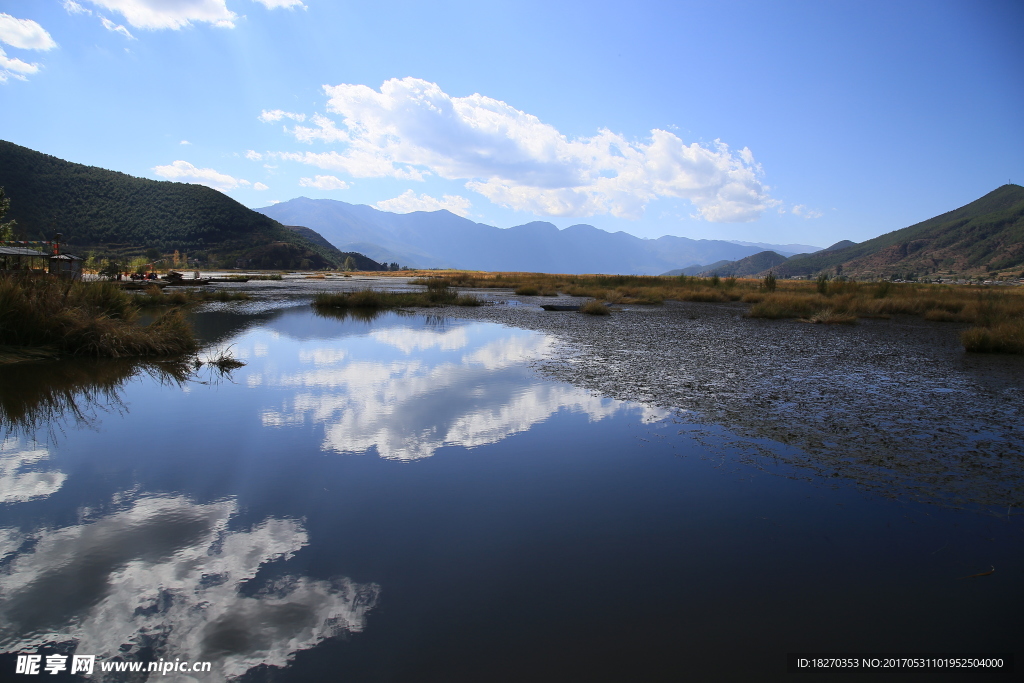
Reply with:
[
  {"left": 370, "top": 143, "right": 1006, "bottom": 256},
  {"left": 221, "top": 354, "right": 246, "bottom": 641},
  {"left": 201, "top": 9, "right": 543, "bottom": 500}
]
[
  {"left": 761, "top": 272, "right": 777, "bottom": 292},
  {"left": 580, "top": 300, "right": 611, "bottom": 315},
  {"left": 816, "top": 273, "right": 830, "bottom": 295}
]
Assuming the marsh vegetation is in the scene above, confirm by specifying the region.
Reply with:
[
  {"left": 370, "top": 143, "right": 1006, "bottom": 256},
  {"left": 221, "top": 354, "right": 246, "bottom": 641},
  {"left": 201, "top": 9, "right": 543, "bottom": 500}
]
[
  {"left": 0, "top": 276, "right": 253, "bottom": 360},
  {"left": 401, "top": 271, "right": 1024, "bottom": 352}
]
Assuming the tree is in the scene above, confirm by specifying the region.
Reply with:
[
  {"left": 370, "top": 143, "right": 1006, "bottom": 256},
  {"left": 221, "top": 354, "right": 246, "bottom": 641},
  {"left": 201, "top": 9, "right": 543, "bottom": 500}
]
[
  {"left": 343, "top": 256, "right": 356, "bottom": 271},
  {"left": 0, "top": 186, "right": 17, "bottom": 241}
]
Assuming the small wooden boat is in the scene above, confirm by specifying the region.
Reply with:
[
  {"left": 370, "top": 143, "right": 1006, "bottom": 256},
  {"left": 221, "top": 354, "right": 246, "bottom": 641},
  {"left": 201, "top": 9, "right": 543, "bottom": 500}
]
[
  {"left": 118, "top": 280, "right": 167, "bottom": 290},
  {"left": 540, "top": 304, "right": 581, "bottom": 311}
]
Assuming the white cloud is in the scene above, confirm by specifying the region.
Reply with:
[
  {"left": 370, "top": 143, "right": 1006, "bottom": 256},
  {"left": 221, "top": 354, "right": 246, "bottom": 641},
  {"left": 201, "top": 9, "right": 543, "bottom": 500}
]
[
  {"left": 278, "top": 150, "right": 425, "bottom": 181},
  {"left": 100, "top": 15, "right": 135, "bottom": 38},
  {"left": 63, "top": 1, "right": 92, "bottom": 15},
  {"left": 272, "top": 77, "right": 775, "bottom": 223},
  {"left": 0, "top": 13, "right": 58, "bottom": 50},
  {"left": 791, "top": 204, "right": 823, "bottom": 219},
  {"left": 152, "top": 160, "right": 251, "bottom": 191},
  {"left": 298, "top": 175, "right": 349, "bottom": 191},
  {"left": 252, "top": 0, "right": 307, "bottom": 9},
  {"left": 253, "top": 182, "right": 269, "bottom": 191},
  {"left": 179, "top": 139, "right": 191, "bottom": 145},
  {"left": 259, "top": 109, "right": 306, "bottom": 123},
  {"left": 376, "top": 190, "right": 471, "bottom": 217},
  {"left": 245, "top": 149, "right": 263, "bottom": 160},
  {"left": 83, "top": 0, "right": 237, "bottom": 30},
  {"left": 0, "top": 47, "right": 39, "bottom": 82}
]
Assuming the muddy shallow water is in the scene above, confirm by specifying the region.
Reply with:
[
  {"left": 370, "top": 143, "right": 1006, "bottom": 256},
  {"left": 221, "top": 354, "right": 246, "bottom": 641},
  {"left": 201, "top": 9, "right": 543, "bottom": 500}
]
[{"left": 446, "top": 291, "right": 1024, "bottom": 510}]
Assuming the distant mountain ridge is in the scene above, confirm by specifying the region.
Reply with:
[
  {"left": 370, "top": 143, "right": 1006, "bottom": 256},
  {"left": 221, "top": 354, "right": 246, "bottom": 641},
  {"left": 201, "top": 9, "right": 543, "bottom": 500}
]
[{"left": 257, "top": 197, "right": 820, "bottom": 274}]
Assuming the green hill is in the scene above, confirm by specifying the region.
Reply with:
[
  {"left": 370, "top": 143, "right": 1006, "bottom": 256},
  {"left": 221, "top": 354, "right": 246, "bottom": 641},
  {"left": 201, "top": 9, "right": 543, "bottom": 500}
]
[
  {"left": 0, "top": 140, "right": 367, "bottom": 269},
  {"left": 776, "top": 185, "right": 1024, "bottom": 278}
]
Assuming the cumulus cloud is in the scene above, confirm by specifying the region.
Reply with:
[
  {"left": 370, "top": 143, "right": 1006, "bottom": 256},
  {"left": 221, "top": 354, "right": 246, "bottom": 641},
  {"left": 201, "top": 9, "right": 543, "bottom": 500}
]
[
  {"left": 273, "top": 77, "right": 775, "bottom": 222},
  {"left": 791, "top": 204, "right": 823, "bottom": 219},
  {"left": 376, "top": 190, "right": 471, "bottom": 217},
  {"left": 245, "top": 149, "right": 263, "bottom": 160},
  {"left": 253, "top": 181, "right": 269, "bottom": 191},
  {"left": 152, "top": 160, "right": 251, "bottom": 191},
  {"left": 82, "top": 0, "right": 237, "bottom": 30},
  {"left": 0, "top": 13, "right": 58, "bottom": 50},
  {"left": 0, "top": 13, "right": 56, "bottom": 83},
  {"left": 259, "top": 109, "right": 306, "bottom": 123},
  {"left": 298, "top": 175, "right": 350, "bottom": 191},
  {"left": 179, "top": 139, "right": 191, "bottom": 145}
]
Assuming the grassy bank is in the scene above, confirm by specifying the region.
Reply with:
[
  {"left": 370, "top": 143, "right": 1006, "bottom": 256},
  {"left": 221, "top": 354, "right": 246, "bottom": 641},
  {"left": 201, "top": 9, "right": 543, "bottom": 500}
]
[
  {"left": 313, "top": 280, "right": 481, "bottom": 311},
  {"left": 0, "top": 276, "right": 197, "bottom": 358}
]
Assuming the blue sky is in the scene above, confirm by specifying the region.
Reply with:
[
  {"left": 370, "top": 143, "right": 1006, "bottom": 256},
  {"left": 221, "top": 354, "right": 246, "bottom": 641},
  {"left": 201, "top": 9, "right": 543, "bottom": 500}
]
[{"left": 1, "top": 0, "right": 1021, "bottom": 248}]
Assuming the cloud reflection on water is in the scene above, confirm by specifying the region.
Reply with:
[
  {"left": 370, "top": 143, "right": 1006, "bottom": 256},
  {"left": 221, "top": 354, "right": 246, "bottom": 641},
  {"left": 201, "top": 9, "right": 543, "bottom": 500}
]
[
  {"left": 0, "top": 495, "right": 378, "bottom": 681},
  {"left": 258, "top": 322, "right": 666, "bottom": 460},
  {"left": 0, "top": 438, "right": 66, "bottom": 504}
]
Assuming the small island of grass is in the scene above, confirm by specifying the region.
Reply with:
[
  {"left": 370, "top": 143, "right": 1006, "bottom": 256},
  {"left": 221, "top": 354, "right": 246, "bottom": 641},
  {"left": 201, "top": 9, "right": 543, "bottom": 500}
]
[{"left": 312, "top": 279, "right": 481, "bottom": 311}]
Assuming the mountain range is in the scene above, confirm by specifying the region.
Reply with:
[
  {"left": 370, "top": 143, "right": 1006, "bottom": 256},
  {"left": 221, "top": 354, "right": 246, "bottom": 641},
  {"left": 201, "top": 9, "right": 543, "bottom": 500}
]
[
  {"left": 257, "top": 197, "right": 820, "bottom": 274},
  {"left": 4, "top": 140, "right": 1019, "bottom": 279}
]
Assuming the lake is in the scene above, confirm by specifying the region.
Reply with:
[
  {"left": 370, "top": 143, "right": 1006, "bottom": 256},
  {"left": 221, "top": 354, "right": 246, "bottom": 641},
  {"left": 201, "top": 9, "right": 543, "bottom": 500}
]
[{"left": 0, "top": 300, "right": 1019, "bottom": 681}]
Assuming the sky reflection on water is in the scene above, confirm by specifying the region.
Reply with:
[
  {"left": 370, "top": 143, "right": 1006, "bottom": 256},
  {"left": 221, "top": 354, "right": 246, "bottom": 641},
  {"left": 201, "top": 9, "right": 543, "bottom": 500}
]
[
  {"left": 0, "top": 308, "right": 1020, "bottom": 682},
  {"left": 0, "top": 309, "right": 665, "bottom": 680}
]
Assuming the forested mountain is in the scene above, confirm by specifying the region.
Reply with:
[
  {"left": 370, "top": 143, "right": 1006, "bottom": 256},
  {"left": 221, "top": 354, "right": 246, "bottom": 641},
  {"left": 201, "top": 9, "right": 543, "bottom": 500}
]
[
  {"left": 774, "top": 185, "right": 1024, "bottom": 278},
  {"left": 666, "top": 186, "right": 1024, "bottom": 280},
  {"left": 0, "top": 140, "right": 359, "bottom": 269},
  {"left": 258, "top": 197, "right": 819, "bottom": 274}
]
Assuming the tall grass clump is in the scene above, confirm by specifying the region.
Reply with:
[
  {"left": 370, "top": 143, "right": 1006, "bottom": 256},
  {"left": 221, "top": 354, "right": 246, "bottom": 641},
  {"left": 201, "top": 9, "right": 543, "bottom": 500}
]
[
  {"left": 961, "top": 319, "right": 1024, "bottom": 354},
  {"left": 312, "top": 284, "right": 481, "bottom": 311},
  {"left": 580, "top": 300, "right": 611, "bottom": 315},
  {"left": 0, "top": 276, "right": 196, "bottom": 357}
]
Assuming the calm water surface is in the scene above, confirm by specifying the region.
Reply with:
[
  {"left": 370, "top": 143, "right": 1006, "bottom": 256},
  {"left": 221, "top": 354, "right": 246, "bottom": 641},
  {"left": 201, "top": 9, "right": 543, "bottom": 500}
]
[{"left": 0, "top": 306, "right": 1020, "bottom": 681}]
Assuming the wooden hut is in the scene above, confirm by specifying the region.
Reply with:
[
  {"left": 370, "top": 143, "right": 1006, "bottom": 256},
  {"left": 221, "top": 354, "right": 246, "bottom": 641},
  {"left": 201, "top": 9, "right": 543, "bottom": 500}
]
[{"left": 49, "top": 253, "right": 84, "bottom": 280}]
